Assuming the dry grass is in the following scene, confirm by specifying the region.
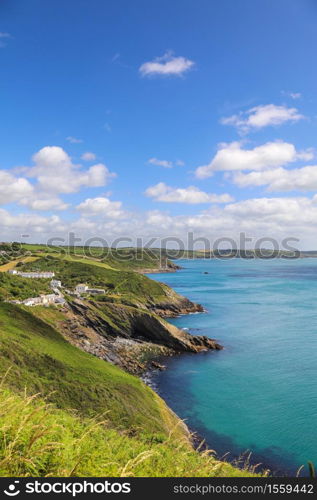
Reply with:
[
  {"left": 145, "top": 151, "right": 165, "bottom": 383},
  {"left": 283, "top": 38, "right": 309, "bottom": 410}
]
[
  {"left": 0, "top": 383, "right": 260, "bottom": 477},
  {"left": 0, "top": 256, "right": 39, "bottom": 272}
]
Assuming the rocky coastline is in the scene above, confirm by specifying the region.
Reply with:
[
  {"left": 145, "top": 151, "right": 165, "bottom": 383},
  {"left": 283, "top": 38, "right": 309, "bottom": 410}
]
[
  {"left": 53, "top": 278, "right": 222, "bottom": 375},
  {"left": 137, "top": 263, "right": 182, "bottom": 274}
]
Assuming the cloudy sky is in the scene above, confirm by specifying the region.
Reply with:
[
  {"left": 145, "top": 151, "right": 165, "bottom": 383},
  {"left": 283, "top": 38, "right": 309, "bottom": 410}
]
[{"left": 1, "top": 0, "right": 317, "bottom": 248}]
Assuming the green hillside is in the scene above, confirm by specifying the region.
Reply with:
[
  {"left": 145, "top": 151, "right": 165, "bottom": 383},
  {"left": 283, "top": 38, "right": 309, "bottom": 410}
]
[
  {"left": 0, "top": 272, "right": 51, "bottom": 301},
  {"left": 0, "top": 303, "right": 179, "bottom": 437},
  {"left": 0, "top": 302, "right": 259, "bottom": 477},
  {"left": 18, "top": 244, "right": 177, "bottom": 272},
  {"left": 19, "top": 256, "right": 175, "bottom": 307}
]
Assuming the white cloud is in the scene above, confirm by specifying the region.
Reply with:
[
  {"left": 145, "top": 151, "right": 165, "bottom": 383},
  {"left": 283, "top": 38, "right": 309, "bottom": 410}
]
[
  {"left": 145, "top": 182, "right": 234, "bottom": 204},
  {"left": 143, "top": 196, "right": 317, "bottom": 242},
  {"left": 21, "top": 197, "right": 69, "bottom": 211},
  {"left": 3, "top": 145, "right": 317, "bottom": 247},
  {"left": 81, "top": 152, "right": 97, "bottom": 161},
  {"left": 76, "top": 197, "right": 125, "bottom": 218},
  {"left": 0, "top": 209, "right": 66, "bottom": 234},
  {"left": 147, "top": 157, "right": 184, "bottom": 168},
  {"left": 66, "top": 136, "right": 83, "bottom": 144},
  {"left": 195, "top": 141, "right": 313, "bottom": 179},
  {"left": 0, "top": 171, "right": 34, "bottom": 204},
  {"left": 0, "top": 167, "right": 69, "bottom": 211},
  {"left": 233, "top": 165, "right": 317, "bottom": 192},
  {"left": 26, "top": 146, "right": 116, "bottom": 194},
  {"left": 2, "top": 193, "right": 317, "bottom": 249},
  {"left": 222, "top": 197, "right": 317, "bottom": 228},
  {"left": 139, "top": 51, "right": 194, "bottom": 77},
  {"left": 148, "top": 158, "right": 173, "bottom": 168},
  {"left": 0, "top": 146, "right": 116, "bottom": 213},
  {"left": 76, "top": 196, "right": 122, "bottom": 216},
  {"left": 221, "top": 104, "right": 304, "bottom": 134},
  {"left": 145, "top": 210, "right": 174, "bottom": 229}
]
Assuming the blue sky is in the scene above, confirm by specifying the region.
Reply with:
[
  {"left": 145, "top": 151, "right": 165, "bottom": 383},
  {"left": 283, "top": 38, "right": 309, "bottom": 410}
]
[{"left": 1, "top": 0, "right": 317, "bottom": 248}]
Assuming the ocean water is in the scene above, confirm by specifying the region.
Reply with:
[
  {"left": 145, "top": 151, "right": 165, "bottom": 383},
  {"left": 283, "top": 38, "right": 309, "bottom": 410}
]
[{"left": 147, "top": 258, "right": 317, "bottom": 475}]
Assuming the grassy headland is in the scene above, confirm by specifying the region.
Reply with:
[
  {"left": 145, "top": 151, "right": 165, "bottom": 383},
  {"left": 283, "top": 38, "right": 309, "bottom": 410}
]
[{"left": 0, "top": 243, "right": 259, "bottom": 477}]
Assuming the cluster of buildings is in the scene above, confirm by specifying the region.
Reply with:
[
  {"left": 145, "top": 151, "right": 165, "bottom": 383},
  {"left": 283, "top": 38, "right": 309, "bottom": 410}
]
[
  {"left": 21, "top": 294, "right": 66, "bottom": 307},
  {"left": 7, "top": 270, "right": 65, "bottom": 307},
  {"left": 6, "top": 267, "right": 106, "bottom": 306},
  {"left": 8, "top": 270, "right": 55, "bottom": 278}
]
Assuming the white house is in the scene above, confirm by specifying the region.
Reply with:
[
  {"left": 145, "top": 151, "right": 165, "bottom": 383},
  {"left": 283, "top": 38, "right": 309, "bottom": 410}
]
[
  {"left": 40, "top": 294, "right": 57, "bottom": 305},
  {"left": 50, "top": 279, "right": 62, "bottom": 288},
  {"left": 75, "top": 283, "right": 106, "bottom": 295},
  {"left": 75, "top": 284, "right": 88, "bottom": 294},
  {"left": 22, "top": 293, "right": 63, "bottom": 307},
  {"left": 23, "top": 297, "right": 42, "bottom": 306}
]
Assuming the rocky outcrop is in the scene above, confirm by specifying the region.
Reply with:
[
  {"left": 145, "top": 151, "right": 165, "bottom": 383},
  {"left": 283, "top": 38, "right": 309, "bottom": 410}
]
[
  {"left": 137, "top": 258, "right": 181, "bottom": 274},
  {"left": 150, "top": 297, "right": 204, "bottom": 317},
  {"left": 131, "top": 311, "right": 221, "bottom": 352},
  {"left": 68, "top": 299, "right": 221, "bottom": 353},
  {"left": 52, "top": 297, "right": 221, "bottom": 374}
]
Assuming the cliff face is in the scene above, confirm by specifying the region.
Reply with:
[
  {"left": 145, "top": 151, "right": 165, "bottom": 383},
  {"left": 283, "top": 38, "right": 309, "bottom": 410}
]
[
  {"left": 50, "top": 295, "right": 222, "bottom": 374},
  {"left": 70, "top": 299, "right": 221, "bottom": 352},
  {"left": 150, "top": 296, "right": 204, "bottom": 317},
  {"left": 137, "top": 259, "right": 181, "bottom": 274}
]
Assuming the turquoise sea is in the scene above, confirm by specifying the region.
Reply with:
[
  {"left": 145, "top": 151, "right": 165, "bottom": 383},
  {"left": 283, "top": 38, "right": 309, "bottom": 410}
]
[{"left": 147, "top": 258, "right": 317, "bottom": 475}]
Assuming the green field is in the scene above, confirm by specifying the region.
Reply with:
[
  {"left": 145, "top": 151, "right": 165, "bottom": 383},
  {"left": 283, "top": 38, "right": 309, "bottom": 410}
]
[{"left": 18, "top": 244, "right": 174, "bottom": 271}]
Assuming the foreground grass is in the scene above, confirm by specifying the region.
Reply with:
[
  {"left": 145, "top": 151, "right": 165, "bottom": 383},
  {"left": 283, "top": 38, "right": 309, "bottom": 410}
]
[{"left": 0, "top": 386, "right": 259, "bottom": 477}]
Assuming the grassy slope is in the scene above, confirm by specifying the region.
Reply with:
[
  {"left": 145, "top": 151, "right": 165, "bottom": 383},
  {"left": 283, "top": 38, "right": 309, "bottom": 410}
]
[
  {"left": 0, "top": 303, "right": 257, "bottom": 477},
  {"left": 0, "top": 303, "right": 178, "bottom": 439}
]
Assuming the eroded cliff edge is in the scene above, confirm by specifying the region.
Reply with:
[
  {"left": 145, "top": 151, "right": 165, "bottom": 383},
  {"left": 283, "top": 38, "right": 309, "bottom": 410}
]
[{"left": 46, "top": 293, "right": 222, "bottom": 375}]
